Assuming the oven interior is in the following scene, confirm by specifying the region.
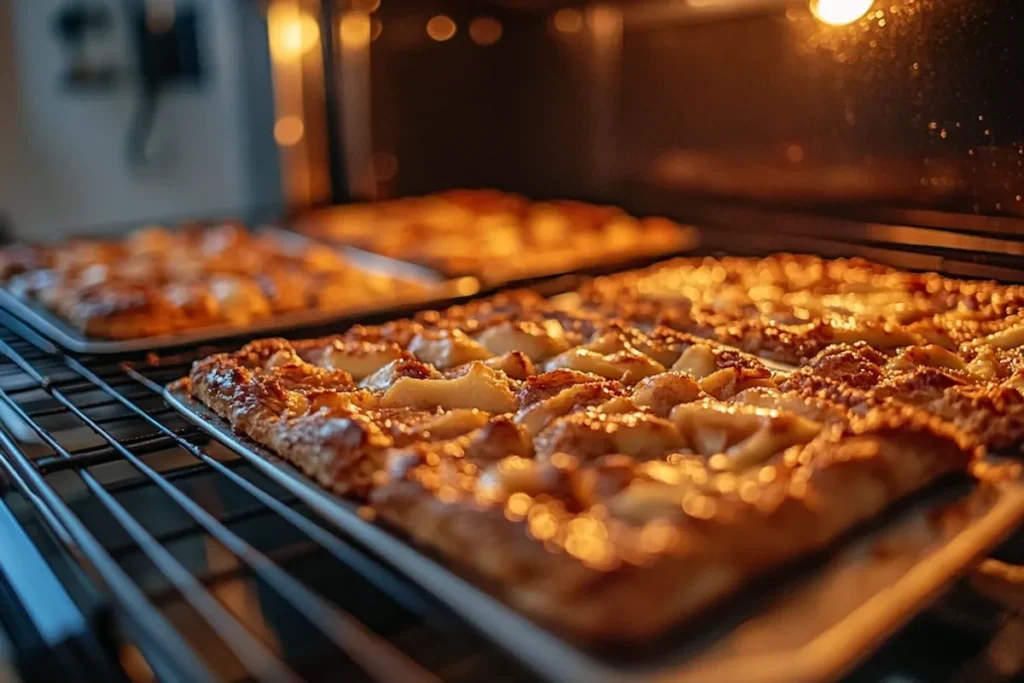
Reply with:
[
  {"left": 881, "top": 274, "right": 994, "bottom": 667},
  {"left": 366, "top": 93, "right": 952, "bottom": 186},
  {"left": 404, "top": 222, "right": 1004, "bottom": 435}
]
[{"left": 3, "top": 1, "right": 1024, "bottom": 682}]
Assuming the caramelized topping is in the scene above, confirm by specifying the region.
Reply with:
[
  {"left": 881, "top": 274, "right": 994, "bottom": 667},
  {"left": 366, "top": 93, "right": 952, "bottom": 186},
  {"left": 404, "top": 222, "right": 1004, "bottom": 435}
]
[
  {"left": 184, "top": 254, "right": 1009, "bottom": 642},
  {"left": 0, "top": 224, "right": 431, "bottom": 339}
]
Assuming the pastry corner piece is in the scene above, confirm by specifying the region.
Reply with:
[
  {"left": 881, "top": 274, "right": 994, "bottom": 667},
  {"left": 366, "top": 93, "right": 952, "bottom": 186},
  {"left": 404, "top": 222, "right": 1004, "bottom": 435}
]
[{"left": 180, "top": 286, "right": 986, "bottom": 643}]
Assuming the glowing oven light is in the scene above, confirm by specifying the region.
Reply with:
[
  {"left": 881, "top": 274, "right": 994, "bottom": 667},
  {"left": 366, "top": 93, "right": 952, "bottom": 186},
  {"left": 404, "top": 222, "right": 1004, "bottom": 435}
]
[
  {"left": 469, "top": 17, "right": 503, "bottom": 46},
  {"left": 552, "top": 8, "right": 583, "bottom": 34},
  {"left": 274, "top": 116, "right": 305, "bottom": 146},
  {"left": 340, "top": 11, "right": 372, "bottom": 49},
  {"left": 809, "top": 0, "right": 874, "bottom": 25},
  {"left": 268, "top": 4, "right": 320, "bottom": 61},
  {"left": 426, "top": 15, "right": 457, "bottom": 41}
]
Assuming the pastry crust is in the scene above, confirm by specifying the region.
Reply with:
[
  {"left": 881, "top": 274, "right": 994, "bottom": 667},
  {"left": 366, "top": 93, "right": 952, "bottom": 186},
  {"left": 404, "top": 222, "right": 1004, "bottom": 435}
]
[
  {"left": 780, "top": 343, "right": 1024, "bottom": 452},
  {"left": 296, "top": 189, "right": 694, "bottom": 282},
  {"left": 0, "top": 223, "right": 430, "bottom": 339},
  {"left": 577, "top": 255, "right": 1024, "bottom": 363},
  {"left": 180, "top": 287, "right": 983, "bottom": 641}
]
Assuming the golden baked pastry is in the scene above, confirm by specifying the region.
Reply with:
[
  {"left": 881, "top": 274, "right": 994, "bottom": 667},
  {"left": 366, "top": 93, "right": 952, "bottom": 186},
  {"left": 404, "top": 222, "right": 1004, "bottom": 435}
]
[
  {"left": 178, "top": 290, "right": 983, "bottom": 641},
  {"left": 295, "top": 189, "right": 693, "bottom": 283},
  {"left": 0, "top": 223, "right": 431, "bottom": 340},
  {"left": 779, "top": 342, "right": 1024, "bottom": 453},
  {"left": 571, "top": 254, "right": 1024, "bottom": 452},
  {"left": 576, "top": 254, "right": 1024, "bottom": 363}
]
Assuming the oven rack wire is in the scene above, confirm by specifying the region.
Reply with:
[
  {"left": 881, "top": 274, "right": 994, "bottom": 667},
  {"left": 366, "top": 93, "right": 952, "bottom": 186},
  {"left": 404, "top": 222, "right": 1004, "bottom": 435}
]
[{"left": 0, "top": 309, "right": 532, "bottom": 683}]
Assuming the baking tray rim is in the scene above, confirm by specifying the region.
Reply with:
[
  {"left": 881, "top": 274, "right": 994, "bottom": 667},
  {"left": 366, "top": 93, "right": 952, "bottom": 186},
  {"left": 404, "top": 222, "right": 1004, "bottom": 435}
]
[
  {"left": 0, "top": 230, "right": 479, "bottom": 354},
  {"left": 302, "top": 225, "right": 701, "bottom": 289},
  {"left": 162, "top": 385, "right": 1024, "bottom": 683}
]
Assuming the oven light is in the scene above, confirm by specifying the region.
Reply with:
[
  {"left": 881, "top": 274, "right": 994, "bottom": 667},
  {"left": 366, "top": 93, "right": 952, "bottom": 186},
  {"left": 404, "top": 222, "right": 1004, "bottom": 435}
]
[
  {"left": 274, "top": 116, "right": 305, "bottom": 146},
  {"left": 469, "top": 16, "right": 503, "bottom": 46},
  {"left": 809, "top": 0, "right": 874, "bottom": 25},
  {"left": 340, "top": 10, "right": 372, "bottom": 49},
  {"left": 552, "top": 8, "right": 584, "bottom": 34},
  {"left": 268, "top": 3, "right": 320, "bottom": 61},
  {"left": 427, "top": 15, "right": 457, "bottom": 41}
]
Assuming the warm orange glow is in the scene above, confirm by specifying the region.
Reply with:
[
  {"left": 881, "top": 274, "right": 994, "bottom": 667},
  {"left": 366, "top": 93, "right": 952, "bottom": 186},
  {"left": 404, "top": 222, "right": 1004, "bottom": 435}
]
[
  {"left": 587, "top": 5, "right": 622, "bottom": 37},
  {"left": 339, "top": 11, "right": 371, "bottom": 49},
  {"left": 119, "top": 645, "right": 155, "bottom": 683},
  {"left": 426, "top": 15, "right": 457, "bottom": 41},
  {"left": 505, "top": 492, "right": 532, "bottom": 521},
  {"left": 274, "top": 116, "right": 305, "bottom": 146},
  {"left": 268, "top": 5, "right": 320, "bottom": 60},
  {"left": 552, "top": 8, "right": 583, "bottom": 34},
  {"left": 469, "top": 16, "right": 503, "bottom": 46},
  {"left": 809, "top": 0, "right": 874, "bottom": 25},
  {"left": 370, "top": 17, "right": 383, "bottom": 41},
  {"left": 351, "top": 0, "right": 380, "bottom": 12}
]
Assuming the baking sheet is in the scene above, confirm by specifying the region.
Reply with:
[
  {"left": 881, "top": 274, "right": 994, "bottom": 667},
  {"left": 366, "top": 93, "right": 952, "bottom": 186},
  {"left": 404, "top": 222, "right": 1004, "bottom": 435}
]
[
  {"left": 472, "top": 230, "right": 700, "bottom": 288},
  {"left": 307, "top": 228, "right": 700, "bottom": 290},
  {"left": 164, "top": 385, "right": 1024, "bottom": 683},
  {"left": 0, "top": 230, "right": 479, "bottom": 355}
]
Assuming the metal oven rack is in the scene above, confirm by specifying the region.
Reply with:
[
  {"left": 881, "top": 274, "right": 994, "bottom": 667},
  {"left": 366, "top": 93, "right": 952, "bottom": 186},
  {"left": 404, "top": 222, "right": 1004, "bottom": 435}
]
[
  {"left": 0, "top": 258, "right": 1021, "bottom": 682},
  {"left": 0, "top": 312, "right": 532, "bottom": 683}
]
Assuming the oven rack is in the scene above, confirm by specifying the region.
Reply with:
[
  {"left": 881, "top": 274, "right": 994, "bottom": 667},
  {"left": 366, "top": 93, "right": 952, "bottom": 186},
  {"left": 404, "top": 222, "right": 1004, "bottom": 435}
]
[
  {"left": 0, "top": 289, "right": 1020, "bottom": 683},
  {"left": 0, "top": 310, "right": 533, "bottom": 683}
]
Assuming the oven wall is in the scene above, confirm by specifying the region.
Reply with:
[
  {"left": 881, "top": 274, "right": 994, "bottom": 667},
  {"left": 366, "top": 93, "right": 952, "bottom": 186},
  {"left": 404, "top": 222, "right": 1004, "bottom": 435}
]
[
  {"left": 358, "top": 0, "right": 1024, "bottom": 222},
  {"left": 363, "top": 1, "right": 610, "bottom": 202},
  {"left": 615, "top": 0, "right": 1024, "bottom": 218}
]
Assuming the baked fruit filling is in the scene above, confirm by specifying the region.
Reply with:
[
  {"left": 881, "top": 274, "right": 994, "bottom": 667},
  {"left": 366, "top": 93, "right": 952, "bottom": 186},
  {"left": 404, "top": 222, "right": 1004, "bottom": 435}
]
[
  {"left": 0, "top": 223, "right": 431, "bottom": 339},
  {"left": 295, "top": 189, "right": 693, "bottom": 282},
  {"left": 577, "top": 255, "right": 1024, "bottom": 364},
  {"left": 177, "top": 260, "right": 1024, "bottom": 640}
]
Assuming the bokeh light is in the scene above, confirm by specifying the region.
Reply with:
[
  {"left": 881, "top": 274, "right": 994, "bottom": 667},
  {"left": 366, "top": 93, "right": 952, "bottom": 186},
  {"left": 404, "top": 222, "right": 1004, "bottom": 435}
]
[{"left": 810, "top": 0, "right": 874, "bottom": 25}]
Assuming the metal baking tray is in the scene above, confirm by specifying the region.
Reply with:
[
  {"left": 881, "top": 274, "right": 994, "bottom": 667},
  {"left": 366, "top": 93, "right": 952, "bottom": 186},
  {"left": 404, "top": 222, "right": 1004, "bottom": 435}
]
[
  {"left": 300, "top": 226, "right": 701, "bottom": 290},
  {"left": 0, "top": 228, "right": 479, "bottom": 355},
  {"left": 163, "top": 385, "right": 1024, "bottom": 683}
]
